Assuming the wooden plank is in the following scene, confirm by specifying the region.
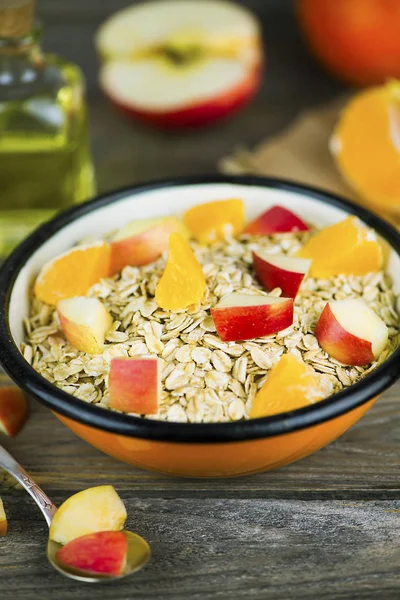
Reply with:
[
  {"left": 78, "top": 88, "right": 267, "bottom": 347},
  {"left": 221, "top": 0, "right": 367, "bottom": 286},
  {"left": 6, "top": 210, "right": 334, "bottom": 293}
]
[
  {"left": 2, "top": 385, "right": 400, "bottom": 499},
  {"left": 0, "top": 497, "right": 399, "bottom": 599}
]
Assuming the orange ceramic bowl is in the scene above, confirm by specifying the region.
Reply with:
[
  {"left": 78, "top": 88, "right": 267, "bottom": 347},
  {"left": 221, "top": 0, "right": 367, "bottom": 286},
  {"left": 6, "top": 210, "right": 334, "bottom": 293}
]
[{"left": 1, "top": 176, "right": 399, "bottom": 477}]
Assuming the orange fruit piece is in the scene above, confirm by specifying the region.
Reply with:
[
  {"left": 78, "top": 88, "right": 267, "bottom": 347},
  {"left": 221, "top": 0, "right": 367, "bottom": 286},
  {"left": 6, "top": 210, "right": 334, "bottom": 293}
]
[
  {"left": 297, "top": 216, "right": 383, "bottom": 278},
  {"left": 250, "top": 354, "right": 325, "bottom": 419},
  {"left": 155, "top": 233, "right": 206, "bottom": 310},
  {"left": 34, "top": 242, "right": 111, "bottom": 306},
  {"left": 183, "top": 199, "right": 245, "bottom": 243},
  {"left": 331, "top": 81, "right": 400, "bottom": 216}
]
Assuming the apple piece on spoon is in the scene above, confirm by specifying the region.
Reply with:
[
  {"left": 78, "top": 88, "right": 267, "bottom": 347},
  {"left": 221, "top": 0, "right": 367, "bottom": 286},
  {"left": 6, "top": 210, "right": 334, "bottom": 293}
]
[
  {"left": 315, "top": 299, "right": 388, "bottom": 366},
  {"left": 244, "top": 205, "right": 309, "bottom": 235},
  {"left": 109, "top": 356, "right": 160, "bottom": 415},
  {"left": 252, "top": 251, "right": 312, "bottom": 297},
  {"left": 110, "top": 217, "right": 188, "bottom": 274},
  {"left": 211, "top": 292, "right": 293, "bottom": 342},
  {"left": 97, "top": 0, "right": 262, "bottom": 128},
  {"left": 56, "top": 531, "right": 128, "bottom": 577},
  {"left": 49, "top": 485, "right": 127, "bottom": 546}
]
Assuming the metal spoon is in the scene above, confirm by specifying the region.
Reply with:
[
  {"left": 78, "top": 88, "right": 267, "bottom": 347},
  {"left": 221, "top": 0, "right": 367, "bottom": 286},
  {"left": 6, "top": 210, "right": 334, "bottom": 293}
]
[{"left": 0, "top": 443, "right": 151, "bottom": 582}]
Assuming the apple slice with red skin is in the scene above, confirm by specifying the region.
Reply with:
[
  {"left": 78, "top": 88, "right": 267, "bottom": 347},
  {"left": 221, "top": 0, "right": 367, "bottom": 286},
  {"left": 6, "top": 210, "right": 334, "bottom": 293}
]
[
  {"left": 109, "top": 356, "right": 160, "bottom": 415},
  {"left": 244, "top": 205, "right": 309, "bottom": 235},
  {"left": 0, "top": 387, "right": 29, "bottom": 437},
  {"left": 97, "top": 0, "right": 262, "bottom": 128},
  {"left": 57, "top": 297, "right": 113, "bottom": 355},
  {"left": 56, "top": 531, "right": 128, "bottom": 577},
  {"left": 252, "top": 251, "right": 312, "bottom": 298},
  {"left": 211, "top": 292, "right": 293, "bottom": 342},
  {"left": 0, "top": 499, "right": 7, "bottom": 536},
  {"left": 315, "top": 299, "right": 388, "bottom": 366},
  {"left": 110, "top": 217, "right": 188, "bottom": 275}
]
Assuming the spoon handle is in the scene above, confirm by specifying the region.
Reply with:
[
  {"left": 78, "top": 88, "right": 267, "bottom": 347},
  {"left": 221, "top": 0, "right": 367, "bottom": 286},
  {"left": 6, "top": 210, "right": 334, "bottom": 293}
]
[{"left": 0, "top": 444, "right": 57, "bottom": 527}]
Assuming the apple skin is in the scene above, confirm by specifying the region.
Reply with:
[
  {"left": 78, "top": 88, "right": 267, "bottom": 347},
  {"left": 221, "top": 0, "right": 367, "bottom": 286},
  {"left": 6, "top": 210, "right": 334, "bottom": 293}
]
[
  {"left": 315, "top": 303, "right": 375, "bottom": 366},
  {"left": 211, "top": 297, "right": 293, "bottom": 342},
  {"left": 109, "top": 357, "right": 159, "bottom": 415},
  {"left": 110, "top": 218, "right": 187, "bottom": 274},
  {"left": 0, "top": 499, "right": 7, "bottom": 536},
  {"left": 252, "top": 252, "right": 310, "bottom": 298},
  {"left": 244, "top": 205, "right": 309, "bottom": 235},
  {"left": 106, "top": 63, "right": 262, "bottom": 129},
  {"left": 57, "top": 298, "right": 113, "bottom": 355},
  {"left": 49, "top": 485, "right": 127, "bottom": 546},
  {"left": 56, "top": 531, "right": 128, "bottom": 577},
  {"left": 0, "top": 387, "right": 28, "bottom": 437}
]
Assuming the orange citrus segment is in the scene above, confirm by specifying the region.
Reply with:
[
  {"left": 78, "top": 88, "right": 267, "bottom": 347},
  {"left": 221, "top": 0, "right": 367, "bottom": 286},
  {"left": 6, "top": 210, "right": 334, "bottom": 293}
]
[
  {"left": 34, "top": 242, "right": 111, "bottom": 306},
  {"left": 250, "top": 354, "right": 325, "bottom": 418},
  {"left": 155, "top": 233, "right": 206, "bottom": 310},
  {"left": 183, "top": 199, "right": 245, "bottom": 243},
  {"left": 297, "top": 216, "right": 383, "bottom": 278},
  {"left": 331, "top": 81, "right": 400, "bottom": 212}
]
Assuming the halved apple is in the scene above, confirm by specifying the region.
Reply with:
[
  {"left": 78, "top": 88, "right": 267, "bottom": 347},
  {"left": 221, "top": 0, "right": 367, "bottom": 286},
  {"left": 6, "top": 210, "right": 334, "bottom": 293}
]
[
  {"left": 56, "top": 531, "right": 128, "bottom": 577},
  {"left": 49, "top": 485, "right": 127, "bottom": 546},
  {"left": 252, "top": 251, "right": 312, "bottom": 298},
  {"left": 315, "top": 299, "right": 388, "bottom": 366},
  {"left": 0, "top": 387, "right": 29, "bottom": 437},
  {"left": 97, "top": 0, "right": 262, "bottom": 128},
  {"left": 110, "top": 216, "right": 188, "bottom": 274},
  {"left": 0, "top": 498, "right": 7, "bottom": 536},
  {"left": 109, "top": 356, "right": 160, "bottom": 415},
  {"left": 244, "top": 205, "right": 309, "bottom": 235},
  {"left": 57, "top": 297, "right": 113, "bottom": 355},
  {"left": 211, "top": 292, "right": 293, "bottom": 342}
]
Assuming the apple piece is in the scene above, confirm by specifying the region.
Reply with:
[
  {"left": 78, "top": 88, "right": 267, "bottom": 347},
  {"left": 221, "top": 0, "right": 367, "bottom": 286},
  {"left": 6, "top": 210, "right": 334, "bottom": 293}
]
[
  {"left": 252, "top": 251, "right": 312, "bottom": 298},
  {"left": 57, "top": 297, "right": 113, "bottom": 355},
  {"left": 244, "top": 205, "right": 310, "bottom": 235},
  {"left": 49, "top": 485, "right": 127, "bottom": 546},
  {"left": 56, "top": 531, "right": 128, "bottom": 577},
  {"left": 315, "top": 299, "right": 389, "bottom": 366},
  {"left": 97, "top": 0, "right": 262, "bottom": 128},
  {"left": 0, "top": 498, "right": 7, "bottom": 536},
  {"left": 211, "top": 292, "right": 293, "bottom": 342},
  {"left": 109, "top": 356, "right": 160, "bottom": 415},
  {"left": 110, "top": 216, "right": 188, "bottom": 274},
  {"left": 0, "top": 387, "right": 29, "bottom": 437}
]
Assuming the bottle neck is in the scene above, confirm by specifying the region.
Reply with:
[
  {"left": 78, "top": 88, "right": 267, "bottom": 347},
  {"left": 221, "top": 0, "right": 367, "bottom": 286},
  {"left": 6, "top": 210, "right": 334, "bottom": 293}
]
[{"left": 0, "top": 25, "right": 43, "bottom": 87}]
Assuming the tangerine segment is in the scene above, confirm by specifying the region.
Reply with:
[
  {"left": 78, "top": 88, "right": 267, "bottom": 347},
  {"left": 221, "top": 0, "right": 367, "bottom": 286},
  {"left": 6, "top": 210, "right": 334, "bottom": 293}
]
[
  {"left": 331, "top": 81, "right": 400, "bottom": 212},
  {"left": 155, "top": 233, "right": 206, "bottom": 310},
  {"left": 297, "top": 216, "right": 382, "bottom": 278},
  {"left": 34, "top": 242, "right": 111, "bottom": 306},
  {"left": 250, "top": 354, "right": 325, "bottom": 419},
  {"left": 183, "top": 199, "right": 245, "bottom": 243}
]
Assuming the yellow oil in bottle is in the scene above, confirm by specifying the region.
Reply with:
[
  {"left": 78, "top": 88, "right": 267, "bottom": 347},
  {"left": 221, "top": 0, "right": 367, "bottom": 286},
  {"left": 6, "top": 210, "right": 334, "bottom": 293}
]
[{"left": 0, "top": 1, "right": 95, "bottom": 254}]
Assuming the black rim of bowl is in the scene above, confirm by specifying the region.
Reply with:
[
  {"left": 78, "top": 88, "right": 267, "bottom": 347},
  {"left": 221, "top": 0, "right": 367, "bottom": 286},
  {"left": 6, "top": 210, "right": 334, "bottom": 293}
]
[{"left": 0, "top": 175, "right": 400, "bottom": 444}]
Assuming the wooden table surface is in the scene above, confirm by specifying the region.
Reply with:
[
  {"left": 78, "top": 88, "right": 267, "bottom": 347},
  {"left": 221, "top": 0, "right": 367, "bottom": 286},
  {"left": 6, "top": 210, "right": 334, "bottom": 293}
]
[{"left": 1, "top": 1, "right": 399, "bottom": 599}]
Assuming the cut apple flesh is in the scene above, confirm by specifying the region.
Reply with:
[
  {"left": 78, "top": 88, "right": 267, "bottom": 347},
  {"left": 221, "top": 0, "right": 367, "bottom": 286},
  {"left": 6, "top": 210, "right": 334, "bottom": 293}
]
[
  {"left": 253, "top": 251, "right": 311, "bottom": 298},
  {"left": 109, "top": 356, "right": 160, "bottom": 415},
  {"left": 101, "top": 57, "right": 260, "bottom": 126},
  {"left": 56, "top": 531, "right": 128, "bottom": 577},
  {"left": 96, "top": 0, "right": 261, "bottom": 60},
  {"left": 315, "top": 299, "right": 388, "bottom": 366},
  {"left": 0, "top": 498, "right": 7, "bottom": 536},
  {"left": 49, "top": 485, "right": 127, "bottom": 546},
  {"left": 57, "top": 297, "right": 113, "bottom": 355},
  {"left": 211, "top": 292, "right": 293, "bottom": 342}
]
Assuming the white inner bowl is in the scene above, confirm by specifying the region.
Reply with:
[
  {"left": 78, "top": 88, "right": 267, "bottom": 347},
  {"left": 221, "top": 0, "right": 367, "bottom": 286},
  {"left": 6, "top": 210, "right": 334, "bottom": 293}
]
[{"left": 9, "top": 181, "right": 400, "bottom": 350}]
